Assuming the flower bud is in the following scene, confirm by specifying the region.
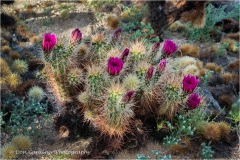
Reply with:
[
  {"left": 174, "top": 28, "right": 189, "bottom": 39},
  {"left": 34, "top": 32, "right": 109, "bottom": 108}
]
[
  {"left": 187, "top": 93, "right": 201, "bottom": 109},
  {"left": 112, "top": 28, "right": 121, "bottom": 41},
  {"left": 145, "top": 66, "right": 154, "bottom": 82},
  {"left": 122, "top": 90, "right": 135, "bottom": 103},
  {"left": 119, "top": 48, "right": 130, "bottom": 62},
  {"left": 157, "top": 59, "right": 166, "bottom": 73},
  {"left": 152, "top": 42, "right": 160, "bottom": 53},
  {"left": 70, "top": 28, "right": 82, "bottom": 44}
]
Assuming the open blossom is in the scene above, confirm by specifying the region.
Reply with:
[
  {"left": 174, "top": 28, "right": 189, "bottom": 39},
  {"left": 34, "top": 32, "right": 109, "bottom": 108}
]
[
  {"left": 70, "top": 28, "right": 82, "bottom": 44},
  {"left": 182, "top": 74, "right": 199, "bottom": 94},
  {"left": 112, "top": 28, "right": 122, "bottom": 41},
  {"left": 188, "top": 93, "right": 201, "bottom": 109},
  {"left": 122, "top": 90, "right": 135, "bottom": 103},
  {"left": 162, "top": 39, "right": 177, "bottom": 56},
  {"left": 145, "top": 66, "right": 154, "bottom": 81},
  {"left": 42, "top": 33, "right": 57, "bottom": 53},
  {"left": 152, "top": 42, "right": 161, "bottom": 53},
  {"left": 157, "top": 59, "right": 166, "bottom": 73},
  {"left": 108, "top": 57, "right": 123, "bottom": 76},
  {"left": 120, "top": 48, "right": 130, "bottom": 62}
]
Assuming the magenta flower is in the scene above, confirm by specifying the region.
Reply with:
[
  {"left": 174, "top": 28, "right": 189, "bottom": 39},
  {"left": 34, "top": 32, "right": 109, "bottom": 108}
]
[
  {"left": 122, "top": 90, "right": 135, "bottom": 103},
  {"left": 145, "top": 66, "right": 154, "bottom": 81},
  {"left": 42, "top": 33, "right": 57, "bottom": 53},
  {"left": 152, "top": 42, "right": 161, "bottom": 53},
  {"left": 70, "top": 28, "right": 82, "bottom": 44},
  {"left": 120, "top": 48, "right": 130, "bottom": 62},
  {"left": 188, "top": 93, "right": 201, "bottom": 109},
  {"left": 157, "top": 59, "right": 166, "bottom": 73},
  {"left": 182, "top": 74, "right": 200, "bottom": 94},
  {"left": 162, "top": 39, "right": 177, "bottom": 56},
  {"left": 108, "top": 57, "right": 123, "bottom": 76},
  {"left": 112, "top": 28, "right": 122, "bottom": 41}
]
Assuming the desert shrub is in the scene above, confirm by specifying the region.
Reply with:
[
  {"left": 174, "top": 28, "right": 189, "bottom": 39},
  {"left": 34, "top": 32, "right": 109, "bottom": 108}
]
[
  {"left": 136, "top": 150, "right": 172, "bottom": 160},
  {"left": 216, "top": 42, "right": 229, "bottom": 56},
  {"left": 162, "top": 114, "right": 196, "bottom": 146},
  {"left": 1, "top": 93, "right": 48, "bottom": 135},
  {"left": 119, "top": 4, "right": 159, "bottom": 42},
  {"left": 83, "top": 0, "right": 120, "bottom": 10},
  {"left": 186, "top": 3, "right": 239, "bottom": 42},
  {"left": 227, "top": 98, "right": 240, "bottom": 128},
  {"left": 60, "top": 9, "right": 69, "bottom": 19},
  {"left": 200, "top": 142, "right": 214, "bottom": 159}
]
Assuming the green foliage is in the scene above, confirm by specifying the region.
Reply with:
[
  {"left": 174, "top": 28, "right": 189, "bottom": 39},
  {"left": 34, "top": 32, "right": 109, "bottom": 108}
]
[
  {"left": 41, "top": 8, "right": 53, "bottom": 26},
  {"left": 162, "top": 114, "right": 196, "bottom": 146},
  {"left": 0, "top": 112, "right": 7, "bottom": 127},
  {"left": 60, "top": 9, "right": 70, "bottom": 20},
  {"left": 136, "top": 150, "right": 172, "bottom": 160},
  {"left": 2, "top": 93, "right": 48, "bottom": 135},
  {"left": 43, "top": 8, "right": 51, "bottom": 15},
  {"left": 227, "top": 98, "right": 240, "bottom": 128},
  {"left": 42, "top": 17, "right": 53, "bottom": 26},
  {"left": 119, "top": 5, "right": 158, "bottom": 42},
  {"left": 200, "top": 142, "right": 214, "bottom": 159},
  {"left": 216, "top": 42, "right": 229, "bottom": 56},
  {"left": 119, "top": 5, "right": 147, "bottom": 31},
  {"left": 83, "top": 0, "right": 120, "bottom": 10},
  {"left": 162, "top": 136, "right": 180, "bottom": 147},
  {"left": 131, "top": 22, "right": 159, "bottom": 43},
  {"left": 186, "top": 3, "right": 240, "bottom": 42},
  {"left": 200, "top": 70, "right": 214, "bottom": 86},
  {"left": 58, "top": 4, "right": 72, "bottom": 10}
]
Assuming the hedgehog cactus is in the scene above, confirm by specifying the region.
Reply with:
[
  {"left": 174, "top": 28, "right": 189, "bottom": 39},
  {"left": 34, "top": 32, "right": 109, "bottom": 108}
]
[
  {"left": 103, "top": 83, "right": 134, "bottom": 137},
  {"left": 67, "top": 68, "right": 83, "bottom": 85},
  {"left": 12, "top": 59, "right": 28, "bottom": 75},
  {"left": 87, "top": 65, "right": 105, "bottom": 97},
  {"left": 41, "top": 28, "right": 203, "bottom": 140},
  {"left": 70, "top": 28, "right": 82, "bottom": 45}
]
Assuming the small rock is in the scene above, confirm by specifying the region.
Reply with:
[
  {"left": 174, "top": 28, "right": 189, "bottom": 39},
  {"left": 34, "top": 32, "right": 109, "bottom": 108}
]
[
  {"left": 28, "top": 58, "right": 45, "bottom": 71},
  {"left": 23, "top": 42, "right": 36, "bottom": 51},
  {"left": 101, "top": 4, "right": 116, "bottom": 12},
  {"left": 45, "top": 139, "right": 55, "bottom": 145},
  {"left": 112, "top": 6, "right": 121, "bottom": 15},
  {"left": 196, "top": 87, "right": 226, "bottom": 115},
  {"left": 214, "top": 55, "right": 229, "bottom": 67},
  {"left": 12, "top": 45, "right": 24, "bottom": 52}
]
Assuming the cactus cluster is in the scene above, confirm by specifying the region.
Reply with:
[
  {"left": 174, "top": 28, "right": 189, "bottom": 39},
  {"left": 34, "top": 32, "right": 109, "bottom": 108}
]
[
  {"left": 40, "top": 27, "right": 204, "bottom": 140},
  {"left": 1, "top": 135, "right": 31, "bottom": 159},
  {"left": 0, "top": 42, "right": 30, "bottom": 92},
  {"left": 28, "top": 86, "right": 45, "bottom": 101}
]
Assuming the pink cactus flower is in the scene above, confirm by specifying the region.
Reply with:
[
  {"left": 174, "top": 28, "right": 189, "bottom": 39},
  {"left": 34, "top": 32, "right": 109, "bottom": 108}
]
[
  {"left": 152, "top": 42, "right": 161, "bottom": 53},
  {"left": 120, "top": 48, "right": 130, "bottom": 62},
  {"left": 162, "top": 39, "right": 177, "bottom": 56},
  {"left": 42, "top": 33, "right": 57, "bottom": 53},
  {"left": 182, "top": 74, "right": 200, "bottom": 94},
  {"left": 157, "top": 59, "right": 166, "bottom": 73},
  {"left": 145, "top": 66, "right": 154, "bottom": 81},
  {"left": 70, "top": 28, "right": 82, "bottom": 44},
  {"left": 108, "top": 57, "right": 123, "bottom": 76},
  {"left": 112, "top": 28, "right": 122, "bottom": 41},
  {"left": 122, "top": 90, "right": 135, "bottom": 103},
  {"left": 188, "top": 93, "right": 201, "bottom": 109}
]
